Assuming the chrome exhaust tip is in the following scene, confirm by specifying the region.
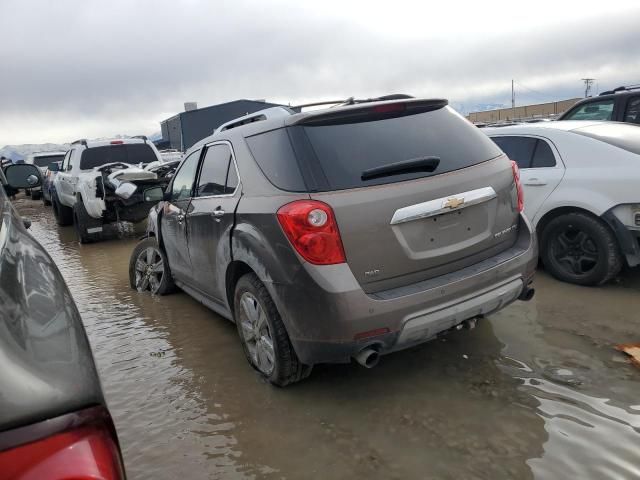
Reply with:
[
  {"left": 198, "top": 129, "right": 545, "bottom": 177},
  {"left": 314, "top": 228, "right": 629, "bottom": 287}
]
[{"left": 353, "top": 348, "right": 380, "bottom": 368}]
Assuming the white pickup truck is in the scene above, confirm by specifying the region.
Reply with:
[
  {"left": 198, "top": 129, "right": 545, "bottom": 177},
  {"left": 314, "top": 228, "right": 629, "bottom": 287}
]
[{"left": 51, "top": 137, "right": 179, "bottom": 243}]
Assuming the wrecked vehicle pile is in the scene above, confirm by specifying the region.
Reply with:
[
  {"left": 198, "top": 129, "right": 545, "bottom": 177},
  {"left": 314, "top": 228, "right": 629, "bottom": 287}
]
[{"left": 51, "top": 138, "right": 179, "bottom": 243}]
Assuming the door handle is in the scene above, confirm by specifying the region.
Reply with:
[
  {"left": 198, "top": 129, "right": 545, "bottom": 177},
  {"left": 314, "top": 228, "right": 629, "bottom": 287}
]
[
  {"left": 212, "top": 208, "right": 225, "bottom": 219},
  {"left": 523, "top": 177, "right": 547, "bottom": 186},
  {"left": 177, "top": 212, "right": 185, "bottom": 223}
]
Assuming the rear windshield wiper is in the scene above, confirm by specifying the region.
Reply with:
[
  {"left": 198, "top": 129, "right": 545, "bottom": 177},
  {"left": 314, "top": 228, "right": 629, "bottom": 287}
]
[{"left": 361, "top": 156, "right": 440, "bottom": 181}]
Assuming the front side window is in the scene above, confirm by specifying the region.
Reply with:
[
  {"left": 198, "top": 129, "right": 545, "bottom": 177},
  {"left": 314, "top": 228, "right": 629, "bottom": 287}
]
[
  {"left": 564, "top": 99, "right": 614, "bottom": 121},
  {"left": 170, "top": 150, "right": 200, "bottom": 201},
  {"left": 195, "top": 144, "right": 237, "bottom": 197},
  {"left": 491, "top": 136, "right": 537, "bottom": 168},
  {"left": 624, "top": 97, "right": 640, "bottom": 124}
]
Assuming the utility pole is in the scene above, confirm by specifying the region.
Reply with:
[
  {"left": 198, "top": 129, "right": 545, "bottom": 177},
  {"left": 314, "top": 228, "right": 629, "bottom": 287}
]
[
  {"left": 511, "top": 79, "right": 515, "bottom": 119},
  {"left": 581, "top": 78, "right": 595, "bottom": 98}
]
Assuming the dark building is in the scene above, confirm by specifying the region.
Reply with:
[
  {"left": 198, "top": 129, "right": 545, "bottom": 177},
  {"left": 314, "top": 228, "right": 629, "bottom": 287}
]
[{"left": 160, "top": 99, "right": 286, "bottom": 151}]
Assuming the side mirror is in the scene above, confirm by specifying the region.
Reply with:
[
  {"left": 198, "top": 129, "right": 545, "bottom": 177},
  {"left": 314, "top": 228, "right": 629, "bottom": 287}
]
[
  {"left": 5, "top": 164, "right": 42, "bottom": 188},
  {"left": 143, "top": 186, "right": 165, "bottom": 202},
  {"left": 48, "top": 162, "right": 60, "bottom": 172}
]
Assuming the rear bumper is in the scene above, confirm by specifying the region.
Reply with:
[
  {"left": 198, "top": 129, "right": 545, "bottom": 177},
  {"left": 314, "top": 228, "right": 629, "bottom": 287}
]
[{"left": 271, "top": 214, "right": 537, "bottom": 364}]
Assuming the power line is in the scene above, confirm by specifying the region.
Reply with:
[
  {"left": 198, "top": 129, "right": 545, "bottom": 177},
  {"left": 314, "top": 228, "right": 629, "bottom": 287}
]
[{"left": 514, "top": 81, "right": 552, "bottom": 100}]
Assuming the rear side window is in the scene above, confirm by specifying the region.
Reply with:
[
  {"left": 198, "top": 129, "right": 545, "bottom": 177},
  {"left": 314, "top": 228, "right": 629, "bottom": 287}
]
[
  {"left": 33, "top": 154, "right": 64, "bottom": 167},
  {"left": 572, "top": 123, "right": 640, "bottom": 155},
  {"left": 79, "top": 144, "right": 157, "bottom": 170},
  {"left": 491, "top": 136, "right": 537, "bottom": 168},
  {"left": 245, "top": 129, "right": 307, "bottom": 192},
  {"left": 624, "top": 97, "right": 640, "bottom": 124},
  {"left": 564, "top": 99, "right": 614, "bottom": 121},
  {"left": 196, "top": 144, "right": 237, "bottom": 196},
  {"left": 531, "top": 139, "right": 556, "bottom": 167}
]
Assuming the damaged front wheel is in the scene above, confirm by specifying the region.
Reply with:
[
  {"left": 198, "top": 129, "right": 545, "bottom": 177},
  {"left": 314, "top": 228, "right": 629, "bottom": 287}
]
[{"left": 129, "top": 237, "right": 175, "bottom": 295}]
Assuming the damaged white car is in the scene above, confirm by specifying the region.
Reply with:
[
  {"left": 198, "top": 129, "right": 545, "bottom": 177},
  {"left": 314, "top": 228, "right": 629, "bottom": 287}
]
[{"left": 51, "top": 137, "right": 179, "bottom": 243}]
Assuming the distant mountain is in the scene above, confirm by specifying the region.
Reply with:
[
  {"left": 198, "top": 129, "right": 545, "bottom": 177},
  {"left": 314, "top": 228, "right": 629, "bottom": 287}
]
[
  {"left": 0, "top": 143, "right": 69, "bottom": 161},
  {"left": 1, "top": 133, "right": 163, "bottom": 162}
]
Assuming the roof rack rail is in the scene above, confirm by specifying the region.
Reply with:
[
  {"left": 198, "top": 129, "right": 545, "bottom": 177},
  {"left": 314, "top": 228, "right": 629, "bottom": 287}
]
[
  {"left": 214, "top": 106, "right": 294, "bottom": 134},
  {"left": 131, "top": 135, "right": 148, "bottom": 141},
  {"left": 599, "top": 84, "right": 640, "bottom": 96},
  {"left": 71, "top": 139, "right": 87, "bottom": 146}
]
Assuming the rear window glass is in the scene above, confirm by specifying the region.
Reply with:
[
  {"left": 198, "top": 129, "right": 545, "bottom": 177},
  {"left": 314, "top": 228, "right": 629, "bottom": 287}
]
[
  {"left": 79, "top": 144, "right": 157, "bottom": 170},
  {"left": 247, "top": 106, "right": 502, "bottom": 192},
  {"left": 572, "top": 124, "right": 640, "bottom": 155},
  {"left": 33, "top": 154, "right": 65, "bottom": 167}
]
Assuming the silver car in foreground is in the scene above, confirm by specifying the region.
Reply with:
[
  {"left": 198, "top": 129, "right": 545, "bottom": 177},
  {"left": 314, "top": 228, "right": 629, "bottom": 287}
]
[{"left": 130, "top": 96, "right": 537, "bottom": 386}]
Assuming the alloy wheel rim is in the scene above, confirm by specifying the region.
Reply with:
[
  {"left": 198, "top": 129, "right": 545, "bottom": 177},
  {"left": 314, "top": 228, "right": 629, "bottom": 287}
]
[
  {"left": 551, "top": 226, "right": 599, "bottom": 276},
  {"left": 239, "top": 292, "right": 275, "bottom": 375},
  {"left": 134, "top": 247, "right": 164, "bottom": 293}
]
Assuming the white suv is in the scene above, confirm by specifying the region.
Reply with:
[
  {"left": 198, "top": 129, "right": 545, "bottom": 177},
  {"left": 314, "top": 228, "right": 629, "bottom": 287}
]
[
  {"left": 51, "top": 137, "right": 173, "bottom": 243},
  {"left": 484, "top": 121, "right": 640, "bottom": 285}
]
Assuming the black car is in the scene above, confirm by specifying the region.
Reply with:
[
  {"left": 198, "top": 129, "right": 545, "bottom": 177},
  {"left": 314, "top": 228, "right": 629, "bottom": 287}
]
[
  {"left": 559, "top": 85, "right": 640, "bottom": 124},
  {"left": 0, "top": 164, "right": 125, "bottom": 479}
]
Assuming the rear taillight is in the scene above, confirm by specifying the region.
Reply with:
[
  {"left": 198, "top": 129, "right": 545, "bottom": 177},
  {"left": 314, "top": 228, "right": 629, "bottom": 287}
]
[
  {"left": 511, "top": 160, "right": 524, "bottom": 212},
  {"left": 110, "top": 140, "right": 124, "bottom": 145},
  {"left": 0, "top": 407, "right": 125, "bottom": 480},
  {"left": 277, "top": 200, "right": 346, "bottom": 265}
]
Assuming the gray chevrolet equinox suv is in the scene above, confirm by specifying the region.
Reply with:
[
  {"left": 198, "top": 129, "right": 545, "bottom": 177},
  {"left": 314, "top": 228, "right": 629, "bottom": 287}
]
[{"left": 129, "top": 96, "right": 537, "bottom": 386}]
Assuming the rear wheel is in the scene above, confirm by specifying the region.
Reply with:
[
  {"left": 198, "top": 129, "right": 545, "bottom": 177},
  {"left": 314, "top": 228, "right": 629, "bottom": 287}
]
[
  {"left": 73, "top": 197, "right": 103, "bottom": 243},
  {"left": 541, "top": 212, "right": 622, "bottom": 286},
  {"left": 129, "top": 237, "right": 175, "bottom": 295},
  {"left": 52, "top": 192, "right": 74, "bottom": 226},
  {"left": 31, "top": 189, "right": 42, "bottom": 200},
  {"left": 234, "top": 273, "right": 312, "bottom": 386}
]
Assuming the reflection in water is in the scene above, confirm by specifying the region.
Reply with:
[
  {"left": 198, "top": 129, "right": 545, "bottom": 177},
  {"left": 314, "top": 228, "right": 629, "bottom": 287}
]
[{"left": 17, "top": 198, "right": 640, "bottom": 480}]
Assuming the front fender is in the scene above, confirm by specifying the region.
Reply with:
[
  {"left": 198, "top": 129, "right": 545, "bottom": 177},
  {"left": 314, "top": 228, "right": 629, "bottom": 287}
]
[{"left": 76, "top": 174, "right": 105, "bottom": 219}]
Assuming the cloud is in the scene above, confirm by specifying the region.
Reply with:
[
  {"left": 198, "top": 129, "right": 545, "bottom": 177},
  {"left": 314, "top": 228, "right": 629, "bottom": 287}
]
[{"left": 1, "top": 0, "right": 639, "bottom": 144}]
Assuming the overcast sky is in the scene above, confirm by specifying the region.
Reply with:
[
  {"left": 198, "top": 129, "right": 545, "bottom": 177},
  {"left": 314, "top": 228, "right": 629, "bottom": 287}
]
[{"left": 1, "top": 0, "right": 639, "bottom": 145}]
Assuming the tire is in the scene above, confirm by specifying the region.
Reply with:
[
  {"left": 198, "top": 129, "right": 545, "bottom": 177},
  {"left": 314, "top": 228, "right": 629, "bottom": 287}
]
[
  {"left": 540, "top": 212, "right": 622, "bottom": 286},
  {"left": 73, "top": 197, "right": 104, "bottom": 243},
  {"left": 52, "top": 192, "right": 74, "bottom": 226},
  {"left": 31, "top": 190, "right": 42, "bottom": 200},
  {"left": 234, "top": 273, "right": 312, "bottom": 386},
  {"left": 128, "top": 237, "right": 175, "bottom": 295}
]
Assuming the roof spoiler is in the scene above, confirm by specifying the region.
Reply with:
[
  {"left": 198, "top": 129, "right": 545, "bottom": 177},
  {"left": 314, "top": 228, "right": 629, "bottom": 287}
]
[
  {"left": 71, "top": 139, "right": 88, "bottom": 146},
  {"left": 291, "top": 98, "right": 448, "bottom": 126},
  {"left": 131, "top": 135, "right": 148, "bottom": 141}
]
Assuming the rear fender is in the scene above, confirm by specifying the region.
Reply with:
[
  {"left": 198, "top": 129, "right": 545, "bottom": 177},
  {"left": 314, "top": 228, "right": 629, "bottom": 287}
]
[{"left": 230, "top": 216, "right": 304, "bottom": 332}]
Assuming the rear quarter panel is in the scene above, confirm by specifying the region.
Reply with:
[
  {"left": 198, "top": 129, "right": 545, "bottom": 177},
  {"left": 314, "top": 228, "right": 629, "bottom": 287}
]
[{"left": 533, "top": 133, "right": 640, "bottom": 223}]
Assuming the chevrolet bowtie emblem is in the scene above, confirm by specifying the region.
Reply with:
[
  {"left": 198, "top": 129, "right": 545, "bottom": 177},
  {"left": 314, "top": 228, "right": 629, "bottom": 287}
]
[{"left": 443, "top": 197, "right": 465, "bottom": 209}]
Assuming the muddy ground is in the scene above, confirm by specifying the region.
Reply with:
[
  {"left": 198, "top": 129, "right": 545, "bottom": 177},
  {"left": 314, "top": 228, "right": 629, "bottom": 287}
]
[{"left": 14, "top": 196, "right": 640, "bottom": 479}]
